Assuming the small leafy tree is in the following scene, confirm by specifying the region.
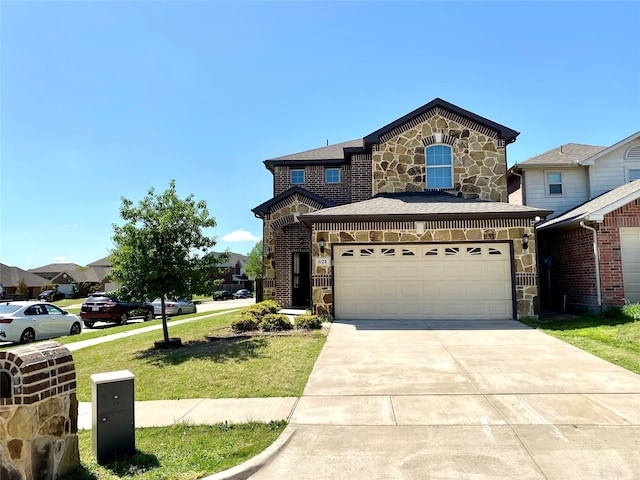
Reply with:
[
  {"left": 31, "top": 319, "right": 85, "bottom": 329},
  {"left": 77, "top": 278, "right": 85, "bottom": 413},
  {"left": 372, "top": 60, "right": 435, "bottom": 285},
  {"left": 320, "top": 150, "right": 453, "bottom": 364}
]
[
  {"left": 16, "top": 278, "right": 29, "bottom": 296},
  {"left": 110, "top": 180, "right": 226, "bottom": 345},
  {"left": 244, "top": 241, "right": 263, "bottom": 279}
]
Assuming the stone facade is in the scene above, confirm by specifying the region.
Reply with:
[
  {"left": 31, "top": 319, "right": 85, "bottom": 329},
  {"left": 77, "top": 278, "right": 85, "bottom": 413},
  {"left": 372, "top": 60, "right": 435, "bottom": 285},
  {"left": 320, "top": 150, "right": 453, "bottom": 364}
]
[
  {"left": 254, "top": 99, "right": 542, "bottom": 315},
  {"left": 0, "top": 342, "right": 79, "bottom": 480},
  {"left": 372, "top": 109, "right": 507, "bottom": 202},
  {"left": 310, "top": 219, "right": 538, "bottom": 318}
]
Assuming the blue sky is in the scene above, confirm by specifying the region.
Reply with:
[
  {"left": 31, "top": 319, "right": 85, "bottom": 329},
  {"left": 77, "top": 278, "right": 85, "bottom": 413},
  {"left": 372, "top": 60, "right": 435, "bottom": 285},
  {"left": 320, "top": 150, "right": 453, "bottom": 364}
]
[{"left": 1, "top": 1, "right": 639, "bottom": 270}]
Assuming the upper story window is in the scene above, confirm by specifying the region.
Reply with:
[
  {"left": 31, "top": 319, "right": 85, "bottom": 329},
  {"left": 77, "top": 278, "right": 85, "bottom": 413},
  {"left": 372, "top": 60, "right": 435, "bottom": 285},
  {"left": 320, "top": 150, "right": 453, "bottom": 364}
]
[
  {"left": 325, "top": 168, "right": 340, "bottom": 184},
  {"left": 629, "top": 169, "right": 640, "bottom": 182},
  {"left": 290, "top": 169, "right": 305, "bottom": 185},
  {"left": 425, "top": 145, "right": 453, "bottom": 189},
  {"left": 546, "top": 172, "right": 563, "bottom": 195}
]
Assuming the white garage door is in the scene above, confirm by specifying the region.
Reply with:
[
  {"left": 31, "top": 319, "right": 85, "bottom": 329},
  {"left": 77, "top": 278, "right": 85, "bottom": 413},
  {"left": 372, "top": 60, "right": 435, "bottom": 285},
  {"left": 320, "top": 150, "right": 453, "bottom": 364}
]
[
  {"left": 334, "top": 243, "right": 513, "bottom": 320},
  {"left": 620, "top": 228, "right": 640, "bottom": 303}
]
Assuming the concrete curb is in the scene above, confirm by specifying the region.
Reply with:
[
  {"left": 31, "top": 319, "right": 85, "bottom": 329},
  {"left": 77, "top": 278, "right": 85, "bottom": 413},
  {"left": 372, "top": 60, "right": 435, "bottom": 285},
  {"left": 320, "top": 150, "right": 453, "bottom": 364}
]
[{"left": 203, "top": 426, "right": 297, "bottom": 480}]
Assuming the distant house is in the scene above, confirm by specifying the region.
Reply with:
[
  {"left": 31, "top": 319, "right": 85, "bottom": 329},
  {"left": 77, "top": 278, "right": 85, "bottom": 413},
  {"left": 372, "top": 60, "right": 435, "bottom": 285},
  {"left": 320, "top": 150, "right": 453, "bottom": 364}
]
[
  {"left": 212, "top": 252, "right": 250, "bottom": 288},
  {"left": 509, "top": 131, "right": 640, "bottom": 311},
  {"left": 29, "top": 260, "right": 113, "bottom": 297},
  {"left": 0, "top": 263, "right": 49, "bottom": 299}
]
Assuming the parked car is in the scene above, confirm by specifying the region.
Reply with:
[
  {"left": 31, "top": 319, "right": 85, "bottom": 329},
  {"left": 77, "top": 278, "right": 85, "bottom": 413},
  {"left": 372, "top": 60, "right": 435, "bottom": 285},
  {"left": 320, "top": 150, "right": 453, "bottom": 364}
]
[
  {"left": 0, "top": 301, "right": 82, "bottom": 344},
  {"left": 80, "top": 293, "right": 155, "bottom": 327},
  {"left": 37, "top": 289, "right": 66, "bottom": 302},
  {"left": 150, "top": 298, "right": 197, "bottom": 316},
  {"left": 213, "top": 290, "right": 233, "bottom": 301},
  {"left": 233, "top": 289, "right": 253, "bottom": 299}
]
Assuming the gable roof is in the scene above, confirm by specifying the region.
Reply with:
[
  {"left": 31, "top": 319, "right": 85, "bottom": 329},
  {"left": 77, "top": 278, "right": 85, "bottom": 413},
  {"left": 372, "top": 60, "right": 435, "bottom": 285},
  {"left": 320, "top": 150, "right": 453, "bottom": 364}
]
[
  {"left": 263, "top": 98, "right": 519, "bottom": 170},
  {"left": 28, "top": 262, "right": 82, "bottom": 274},
  {"left": 299, "top": 192, "right": 551, "bottom": 224},
  {"left": 513, "top": 143, "right": 606, "bottom": 169},
  {"left": 252, "top": 186, "right": 336, "bottom": 216},
  {"left": 0, "top": 264, "right": 49, "bottom": 288},
  {"left": 87, "top": 256, "right": 112, "bottom": 267},
  {"left": 538, "top": 180, "right": 640, "bottom": 231},
  {"left": 580, "top": 130, "right": 640, "bottom": 166},
  {"left": 363, "top": 98, "right": 519, "bottom": 147}
]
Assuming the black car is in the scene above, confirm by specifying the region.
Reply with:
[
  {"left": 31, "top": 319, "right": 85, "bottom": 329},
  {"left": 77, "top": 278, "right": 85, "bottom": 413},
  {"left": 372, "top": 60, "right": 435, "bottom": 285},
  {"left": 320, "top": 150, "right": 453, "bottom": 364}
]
[
  {"left": 233, "top": 289, "right": 253, "bottom": 299},
  {"left": 213, "top": 290, "right": 233, "bottom": 301},
  {"left": 37, "top": 290, "right": 66, "bottom": 302}
]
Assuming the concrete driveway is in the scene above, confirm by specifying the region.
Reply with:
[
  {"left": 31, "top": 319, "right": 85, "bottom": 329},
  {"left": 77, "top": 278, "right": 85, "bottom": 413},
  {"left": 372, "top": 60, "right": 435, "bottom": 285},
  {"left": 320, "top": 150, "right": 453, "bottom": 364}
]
[{"left": 250, "top": 319, "right": 640, "bottom": 479}]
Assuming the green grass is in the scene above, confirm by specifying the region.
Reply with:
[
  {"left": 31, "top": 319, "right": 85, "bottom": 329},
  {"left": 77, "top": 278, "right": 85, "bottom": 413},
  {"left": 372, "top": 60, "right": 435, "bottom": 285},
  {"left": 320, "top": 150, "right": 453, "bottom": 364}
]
[
  {"left": 71, "top": 311, "right": 326, "bottom": 401},
  {"left": 62, "top": 421, "right": 286, "bottom": 480},
  {"left": 520, "top": 306, "right": 640, "bottom": 375}
]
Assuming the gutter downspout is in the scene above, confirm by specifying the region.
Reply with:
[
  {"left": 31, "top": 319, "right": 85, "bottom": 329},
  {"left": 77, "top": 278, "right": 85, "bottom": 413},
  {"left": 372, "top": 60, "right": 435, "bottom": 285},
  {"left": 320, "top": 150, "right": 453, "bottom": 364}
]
[{"left": 580, "top": 221, "right": 602, "bottom": 309}]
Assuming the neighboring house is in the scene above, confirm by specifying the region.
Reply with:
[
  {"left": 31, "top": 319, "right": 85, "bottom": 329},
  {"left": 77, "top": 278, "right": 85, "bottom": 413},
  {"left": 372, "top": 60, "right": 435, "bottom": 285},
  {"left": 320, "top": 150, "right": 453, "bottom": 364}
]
[
  {"left": 253, "top": 98, "right": 551, "bottom": 320},
  {"left": 29, "top": 261, "right": 113, "bottom": 296},
  {"left": 508, "top": 131, "right": 640, "bottom": 218},
  {"left": 28, "top": 263, "right": 82, "bottom": 281},
  {"left": 0, "top": 263, "right": 49, "bottom": 299},
  {"left": 510, "top": 131, "right": 640, "bottom": 312},
  {"left": 214, "top": 252, "right": 249, "bottom": 285}
]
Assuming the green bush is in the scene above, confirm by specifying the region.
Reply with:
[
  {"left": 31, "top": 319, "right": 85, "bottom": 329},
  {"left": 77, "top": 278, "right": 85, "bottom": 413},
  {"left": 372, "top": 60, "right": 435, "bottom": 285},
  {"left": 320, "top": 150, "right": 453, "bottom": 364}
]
[
  {"left": 294, "top": 315, "right": 322, "bottom": 330},
  {"left": 241, "top": 300, "right": 281, "bottom": 320},
  {"left": 259, "top": 314, "right": 293, "bottom": 332},
  {"left": 231, "top": 314, "right": 260, "bottom": 333},
  {"left": 622, "top": 303, "right": 640, "bottom": 321}
]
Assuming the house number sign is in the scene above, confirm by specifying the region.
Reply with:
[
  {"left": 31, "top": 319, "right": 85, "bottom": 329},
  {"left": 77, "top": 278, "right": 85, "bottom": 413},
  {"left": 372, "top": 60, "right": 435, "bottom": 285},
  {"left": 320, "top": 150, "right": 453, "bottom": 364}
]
[{"left": 316, "top": 258, "right": 330, "bottom": 266}]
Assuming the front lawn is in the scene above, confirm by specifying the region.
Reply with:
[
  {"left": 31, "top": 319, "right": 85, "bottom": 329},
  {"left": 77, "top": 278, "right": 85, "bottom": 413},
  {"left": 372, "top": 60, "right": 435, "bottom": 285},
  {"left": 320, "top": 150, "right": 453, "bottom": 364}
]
[
  {"left": 520, "top": 306, "right": 640, "bottom": 375},
  {"left": 62, "top": 421, "right": 286, "bottom": 480},
  {"left": 71, "top": 311, "right": 327, "bottom": 401}
]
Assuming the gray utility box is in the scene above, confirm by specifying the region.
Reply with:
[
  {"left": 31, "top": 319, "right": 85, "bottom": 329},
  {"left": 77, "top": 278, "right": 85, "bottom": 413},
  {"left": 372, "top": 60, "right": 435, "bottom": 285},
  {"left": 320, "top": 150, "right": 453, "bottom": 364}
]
[{"left": 91, "top": 370, "right": 135, "bottom": 463}]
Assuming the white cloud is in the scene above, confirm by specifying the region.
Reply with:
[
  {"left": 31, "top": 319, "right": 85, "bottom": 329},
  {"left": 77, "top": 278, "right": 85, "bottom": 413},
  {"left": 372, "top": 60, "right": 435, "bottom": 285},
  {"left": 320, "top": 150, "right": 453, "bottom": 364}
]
[{"left": 222, "top": 230, "right": 260, "bottom": 242}]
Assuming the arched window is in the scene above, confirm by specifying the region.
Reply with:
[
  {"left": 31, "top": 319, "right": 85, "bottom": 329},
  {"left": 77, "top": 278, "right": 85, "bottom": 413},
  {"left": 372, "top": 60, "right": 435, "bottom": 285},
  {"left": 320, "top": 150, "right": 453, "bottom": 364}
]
[{"left": 425, "top": 145, "right": 453, "bottom": 189}]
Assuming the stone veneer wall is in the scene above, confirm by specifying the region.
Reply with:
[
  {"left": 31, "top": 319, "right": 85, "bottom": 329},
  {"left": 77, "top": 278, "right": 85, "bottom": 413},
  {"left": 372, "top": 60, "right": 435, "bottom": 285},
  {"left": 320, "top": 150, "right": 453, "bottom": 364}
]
[
  {"left": 261, "top": 195, "right": 320, "bottom": 306},
  {"left": 0, "top": 342, "right": 79, "bottom": 480},
  {"left": 310, "top": 219, "right": 538, "bottom": 318},
  {"left": 372, "top": 108, "right": 508, "bottom": 202}
]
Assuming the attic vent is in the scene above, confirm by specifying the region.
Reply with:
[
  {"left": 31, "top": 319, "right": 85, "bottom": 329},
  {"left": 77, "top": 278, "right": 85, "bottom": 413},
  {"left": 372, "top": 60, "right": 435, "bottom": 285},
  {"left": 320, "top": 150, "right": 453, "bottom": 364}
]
[{"left": 626, "top": 146, "right": 640, "bottom": 161}]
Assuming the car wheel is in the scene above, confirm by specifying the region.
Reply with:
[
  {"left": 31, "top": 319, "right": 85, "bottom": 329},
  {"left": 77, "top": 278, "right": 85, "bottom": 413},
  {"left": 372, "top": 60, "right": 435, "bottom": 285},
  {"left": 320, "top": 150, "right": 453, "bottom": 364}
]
[
  {"left": 145, "top": 309, "right": 155, "bottom": 321},
  {"left": 118, "top": 313, "right": 129, "bottom": 325},
  {"left": 177, "top": 308, "right": 183, "bottom": 316},
  {"left": 20, "top": 328, "right": 36, "bottom": 344},
  {"left": 193, "top": 305, "right": 197, "bottom": 313},
  {"left": 70, "top": 322, "right": 81, "bottom": 335},
  {"left": 83, "top": 321, "right": 95, "bottom": 328}
]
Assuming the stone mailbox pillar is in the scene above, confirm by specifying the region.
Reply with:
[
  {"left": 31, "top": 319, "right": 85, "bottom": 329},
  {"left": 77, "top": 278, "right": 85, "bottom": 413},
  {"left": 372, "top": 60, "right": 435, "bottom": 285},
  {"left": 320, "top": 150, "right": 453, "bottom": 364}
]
[
  {"left": 91, "top": 370, "right": 135, "bottom": 463},
  {"left": 0, "top": 341, "right": 80, "bottom": 480}
]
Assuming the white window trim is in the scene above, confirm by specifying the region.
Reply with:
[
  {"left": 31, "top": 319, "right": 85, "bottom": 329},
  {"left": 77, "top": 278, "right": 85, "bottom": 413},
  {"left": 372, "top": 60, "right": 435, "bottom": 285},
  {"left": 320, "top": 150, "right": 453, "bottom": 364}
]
[
  {"left": 325, "top": 168, "right": 340, "bottom": 184},
  {"left": 425, "top": 144, "right": 453, "bottom": 190},
  {"left": 290, "top": 169, "right": 305, "bottom": 185},
  {"left": 627, "top": 166, "right": 640, "bottom": 182},
  {"left": 544, "top": 170, "right": 565, "bottom": 197}
]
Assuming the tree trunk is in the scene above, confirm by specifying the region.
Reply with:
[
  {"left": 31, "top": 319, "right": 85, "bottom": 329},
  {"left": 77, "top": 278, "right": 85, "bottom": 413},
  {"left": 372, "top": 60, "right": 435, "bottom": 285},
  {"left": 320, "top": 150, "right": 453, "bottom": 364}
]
[{"left": 161, "top": 293, "right": 170, "bottom": 342}]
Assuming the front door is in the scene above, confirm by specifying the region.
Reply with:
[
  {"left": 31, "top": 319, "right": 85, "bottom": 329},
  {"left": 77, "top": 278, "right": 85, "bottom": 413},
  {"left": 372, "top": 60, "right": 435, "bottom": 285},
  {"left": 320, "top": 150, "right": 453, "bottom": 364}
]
[{"left": 291, "top": 252, "right": 311, "bottom": 307}]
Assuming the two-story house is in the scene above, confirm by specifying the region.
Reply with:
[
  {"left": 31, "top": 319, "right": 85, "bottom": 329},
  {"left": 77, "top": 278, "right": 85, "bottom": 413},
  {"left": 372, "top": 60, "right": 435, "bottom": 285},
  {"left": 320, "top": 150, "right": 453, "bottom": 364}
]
[
  {"left": 253, "top": 98, "right": 551, "bottom": 320},
  {"left": 509, "top": 131, "right": 640, "bottom": 311}
]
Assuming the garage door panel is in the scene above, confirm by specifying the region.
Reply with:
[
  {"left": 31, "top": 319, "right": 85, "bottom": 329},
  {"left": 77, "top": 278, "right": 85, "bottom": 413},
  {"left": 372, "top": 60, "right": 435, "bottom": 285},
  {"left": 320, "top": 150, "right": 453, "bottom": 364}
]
[
  {"left": 621, "top": 228, "right": 640, "bottom": 303},
  {"left": 335, "top": 243, "right": 513, "bottom": 320}
]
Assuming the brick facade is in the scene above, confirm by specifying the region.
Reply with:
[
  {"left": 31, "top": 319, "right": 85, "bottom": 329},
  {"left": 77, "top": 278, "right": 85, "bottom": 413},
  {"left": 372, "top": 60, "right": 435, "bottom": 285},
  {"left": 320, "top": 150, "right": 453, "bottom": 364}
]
[{"left": 539, "top": 198, "right": 640, "bottom": 311}]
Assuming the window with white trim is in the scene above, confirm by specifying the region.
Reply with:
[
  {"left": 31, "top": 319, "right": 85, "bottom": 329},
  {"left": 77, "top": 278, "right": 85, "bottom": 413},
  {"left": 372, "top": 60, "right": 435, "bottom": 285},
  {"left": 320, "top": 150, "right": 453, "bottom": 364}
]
[
  {"left": 546, "top": 172, "right": 563, "bottom": 195},
  {"left": 325, "top": 168, "right": 340, "bottom": 184},
  {"left": 630, "top": 169, "right": 640, "bottom": 182},
  {"left": 425, "top": 145, "right": 453, "bottom": 189},
  {"left": 291, "top": 169, "right": 305, "bottom": 185}
]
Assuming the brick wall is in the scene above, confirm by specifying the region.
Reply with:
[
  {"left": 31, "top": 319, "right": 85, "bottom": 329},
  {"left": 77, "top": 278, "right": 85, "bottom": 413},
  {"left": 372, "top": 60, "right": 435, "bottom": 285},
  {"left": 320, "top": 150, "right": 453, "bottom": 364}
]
[
  {"left": 540, "top": 198, "right": 640, "bottom": 311},
  {"left": 274, "top": 223, "right": 311, "bottom": 308},
  {"left": 274, "top": 165, "right": 351, "bottom": 205}
]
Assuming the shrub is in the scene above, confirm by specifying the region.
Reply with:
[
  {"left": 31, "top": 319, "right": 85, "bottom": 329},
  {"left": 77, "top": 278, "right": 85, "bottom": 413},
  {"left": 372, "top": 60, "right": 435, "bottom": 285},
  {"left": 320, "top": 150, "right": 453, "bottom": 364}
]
[
  {"left": 241, "top": 300, "right": 281, "bottom": 321},
  {"left": 259, "top": 314, "right": 293, "bottom": 332},
  {"left": 294, "top": 315, "right": 322, "bottom": 330},
  {"left": 622, "top": 302, "right": 640, "bottom": 321},
  {"left": 231, "top": 314, "right": 259, "bottom": 333}
]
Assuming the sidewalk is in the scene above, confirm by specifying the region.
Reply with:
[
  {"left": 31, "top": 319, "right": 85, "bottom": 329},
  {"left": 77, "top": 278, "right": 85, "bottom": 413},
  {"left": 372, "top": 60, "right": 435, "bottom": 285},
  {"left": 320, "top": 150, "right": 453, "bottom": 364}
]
[{"left": 73, "top": 307, "right": 309, "bottom": 431}]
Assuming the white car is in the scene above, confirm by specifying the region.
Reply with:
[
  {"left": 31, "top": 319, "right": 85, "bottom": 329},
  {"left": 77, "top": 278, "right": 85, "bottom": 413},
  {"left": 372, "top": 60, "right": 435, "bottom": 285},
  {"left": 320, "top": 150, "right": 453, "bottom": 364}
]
[
  {"left": 150, "top": 298, "right": 197, "bottom": 316},
  {"left": 0, "top": 301, "right": 82, "bottom": 344}
]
